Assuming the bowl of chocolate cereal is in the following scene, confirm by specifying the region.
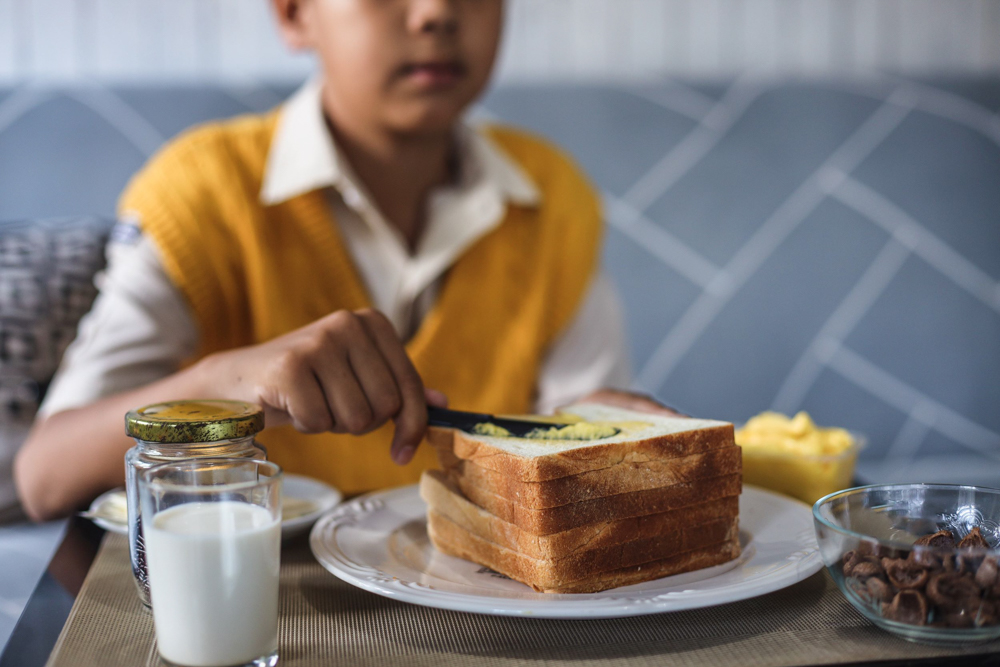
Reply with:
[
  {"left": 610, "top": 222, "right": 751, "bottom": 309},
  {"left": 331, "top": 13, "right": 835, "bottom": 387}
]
[{"left": 814, "top": 484, "right": 1000, "bottom": 644}]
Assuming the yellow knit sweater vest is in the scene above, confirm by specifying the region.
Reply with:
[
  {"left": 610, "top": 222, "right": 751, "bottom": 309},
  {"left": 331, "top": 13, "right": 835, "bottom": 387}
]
[{"left": 119, "top": 111, "right": 601, "bottom": 494}]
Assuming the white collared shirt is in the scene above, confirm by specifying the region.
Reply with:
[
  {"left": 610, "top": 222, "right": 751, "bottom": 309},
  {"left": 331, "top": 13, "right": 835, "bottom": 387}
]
[{"left": 39, "top": 81, "right": 631, "bottom": 418}]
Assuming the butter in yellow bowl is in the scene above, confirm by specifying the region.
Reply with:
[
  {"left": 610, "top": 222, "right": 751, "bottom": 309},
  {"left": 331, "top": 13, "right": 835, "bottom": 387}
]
[{"left": 735, "top": 411, "right": 861, "bottom": 505}]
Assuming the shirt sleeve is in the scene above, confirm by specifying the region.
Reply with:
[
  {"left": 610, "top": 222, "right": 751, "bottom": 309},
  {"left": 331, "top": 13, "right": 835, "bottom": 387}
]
[
  {"left": 534, "top": 271, "right": 632, "bottom": 414},
  {"left": 37, "top": 231, "right": 199, "bottom": 418}
]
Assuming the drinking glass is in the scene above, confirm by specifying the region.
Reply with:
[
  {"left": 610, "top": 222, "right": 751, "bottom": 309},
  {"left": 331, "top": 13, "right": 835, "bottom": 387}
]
[{"left": 140, "top": 458, "right": 282, "bottom": 667}]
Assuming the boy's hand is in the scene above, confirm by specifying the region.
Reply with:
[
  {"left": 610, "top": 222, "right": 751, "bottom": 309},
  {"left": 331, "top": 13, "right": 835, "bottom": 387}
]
[{"left": 201, "top": 308, "right": 445, "bottom": 465}]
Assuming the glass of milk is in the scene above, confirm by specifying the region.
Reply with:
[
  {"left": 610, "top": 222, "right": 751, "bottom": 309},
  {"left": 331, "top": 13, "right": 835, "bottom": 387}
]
[{"left": 140, "top": 458, "right": 282, "bottom": 667}]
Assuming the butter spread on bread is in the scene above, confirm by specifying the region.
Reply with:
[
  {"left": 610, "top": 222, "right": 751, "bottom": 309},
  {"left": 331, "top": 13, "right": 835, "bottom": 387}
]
[
  {"left": 472, "top": 422, "right": 513, "bottom": 437},
  {"left": 523, "top": 422, "right": 620, "bottom": 440},
  {"left": 473, "top": 414, "right": 648, "bottom": 442}
]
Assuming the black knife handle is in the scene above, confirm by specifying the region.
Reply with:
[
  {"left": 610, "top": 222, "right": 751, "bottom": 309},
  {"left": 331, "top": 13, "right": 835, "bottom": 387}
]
[{"left": 427, "top": 406, "right": 493, "bottom": 429}]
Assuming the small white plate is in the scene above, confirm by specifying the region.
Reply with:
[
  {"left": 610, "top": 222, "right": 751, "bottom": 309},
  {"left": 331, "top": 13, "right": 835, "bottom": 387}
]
[
  {"left": 86, "top": 473, "right": 342, "bottom": 541},
  {"left": 86, "top": 488, "right": 130, "bottom": 533},
  {"left": 279, "top": 474, "right": 343, "bottom": 539},
  {"left": 310, "top": 484, "right": 822, "bottom": 619}
]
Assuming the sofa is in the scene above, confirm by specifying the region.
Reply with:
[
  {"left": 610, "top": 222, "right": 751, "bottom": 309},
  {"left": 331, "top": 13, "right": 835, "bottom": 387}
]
[
  {"left": 4, "top": 76, "right": 1000, "bottom": 488},
  {"left": 1, "top": 78, "right": 999, "bottom": 642}
]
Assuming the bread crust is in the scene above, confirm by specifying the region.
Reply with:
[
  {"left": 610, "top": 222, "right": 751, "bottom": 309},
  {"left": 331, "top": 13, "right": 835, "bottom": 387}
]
[
  {"left": 427, "top": 421, "right": 735, "bottom": 482},
  {"left": 444, "top": 446, "right": 742, "bottom": 508},
  {"left": 429, "top": 510, "right": 737, "bottom": 588},
  {"left": 429, "top": 512, "right": 742, "bottom": 593},
  {"left": 550, "top": 540, "right": 742, "bottom": 594},
  {"left": 454, "top": 472, "right": 742, "bottom": 535},
  {"left": 420, "top": 469, "right": 739, "bottom": 559}
]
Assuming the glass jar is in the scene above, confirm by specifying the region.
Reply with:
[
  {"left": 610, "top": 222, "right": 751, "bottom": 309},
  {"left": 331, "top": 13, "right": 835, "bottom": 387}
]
[{"left": 124, "top": 400, "right": 266, "bottom": 606}]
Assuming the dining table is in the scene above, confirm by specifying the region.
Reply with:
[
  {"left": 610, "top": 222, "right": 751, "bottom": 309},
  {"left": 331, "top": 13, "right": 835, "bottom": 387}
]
[{"left": 3, "top": 511, "right": 1000, "bottom": 667}]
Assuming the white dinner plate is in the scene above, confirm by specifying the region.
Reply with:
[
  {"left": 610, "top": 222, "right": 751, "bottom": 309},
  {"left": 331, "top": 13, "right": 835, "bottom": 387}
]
[
  {"left": 86, "top": 473, "right": 342, "bottom": 541},
  {"left": 309, "top": 483, "right": 823, "bottom": 619}
]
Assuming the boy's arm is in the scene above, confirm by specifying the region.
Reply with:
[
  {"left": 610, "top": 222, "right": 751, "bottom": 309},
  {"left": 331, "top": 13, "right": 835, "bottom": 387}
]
[
  {"left": 534, "top": 271, "right": 632, "bottom": 414},
  {"left": 17, "top": 362, "right": 220, "bottom": 521},
  {"left": 537, "top": 274, "right": 686, "bottom": 416},
  {"left": 17, "top": 235, "right": 436, "bottom": 520},
  {"left": 17, "top": 233, "right": 201, "bottom": 520},
  {"left": 38, "top": 235, "right": 198, "bottom": 419},
  {"left": 17, "top": 306, "right": 438, "bottom": 521}
]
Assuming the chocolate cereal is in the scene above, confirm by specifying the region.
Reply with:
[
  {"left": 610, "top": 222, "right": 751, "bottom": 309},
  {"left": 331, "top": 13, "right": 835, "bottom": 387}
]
[{"left": 840, "top": 526, "right": 998, "bottom": 628}]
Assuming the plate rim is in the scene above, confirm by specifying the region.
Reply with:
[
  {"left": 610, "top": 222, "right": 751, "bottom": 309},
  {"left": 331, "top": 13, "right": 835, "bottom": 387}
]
[
  {"left": 87, "top": 487, "right": 129, "bottom": 534},
  {"left": 309, "top": 483, "right": 823, "bottom": 619},
  {"left": 280, "top": 474, "right": 344, "bottom": 534},
  {"left": 86, "top": 473, "right": 343, "bottom": 536}
]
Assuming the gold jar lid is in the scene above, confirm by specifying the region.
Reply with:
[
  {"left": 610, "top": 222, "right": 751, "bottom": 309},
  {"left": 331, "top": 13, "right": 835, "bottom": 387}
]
[{"left": 125, "top": 400, "right": 264, "bottom": 443}]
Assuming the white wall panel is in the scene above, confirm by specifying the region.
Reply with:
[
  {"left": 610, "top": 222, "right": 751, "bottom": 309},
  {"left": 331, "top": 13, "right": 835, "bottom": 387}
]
[
  {"left": 662, "top": 0, "right": 691, "bottom": 72},
  {"left": 495, "top": 0, "right": 561, "bottom": 81},
  {"left": 898, "top": 0, "right": 938, "bottom": 72},
  {"left": 985, "top": 0, "right": 1000, "bottom": 70},
  {"left": 716, "top": 0, "right": 747, "bottom": 75},
  {"left": 875, "top": 0, "right": 904, "bottom": 72},
  {"left": 1, "top": 0, "right": 998, "bottom": 83},
  {"left": 0, "top": 0, "right": 16, "bottom": 79},
  {"left": 218, "top": 0, "right": 263, "bottom": 79},
  {"left": 796, "top": 0, "right": 832, "bottom": 74},
  {"left": 28, "top": 0, "right": 77, "bottom": 77},
  {"left": 743, "top": 0, "right": 779, "bottom": 75},
  {"left": 948, "top": 0, "right": 981, "bottom": 70},
  {"left": 852, "top": 0, "right": 882, "bottom": 73},
  {"left": 687, "top": 0, "right": 722, "bottom": 75},
  {"left": 622, "top": 0, "right": 665, "bottom": 75},
  {"left": 92, "top": 0, "right": 143, "bottom": 78},
  {"left": 158, "top": 0, "right": 200, "bottom": 77}
]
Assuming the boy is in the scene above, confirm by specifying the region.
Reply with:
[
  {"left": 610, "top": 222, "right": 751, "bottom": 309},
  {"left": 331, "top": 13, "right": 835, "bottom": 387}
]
[{"left": 14, "top": 0, "right": 630, "bottom": 520}]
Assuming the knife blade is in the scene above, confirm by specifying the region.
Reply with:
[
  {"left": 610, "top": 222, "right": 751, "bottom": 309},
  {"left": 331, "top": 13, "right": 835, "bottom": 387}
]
[
  {"left": 426, "top": 406, "right": 620, "bottom": 439},
  {"left": 427, "top": 406, "right": 568, "bottom": 437}
]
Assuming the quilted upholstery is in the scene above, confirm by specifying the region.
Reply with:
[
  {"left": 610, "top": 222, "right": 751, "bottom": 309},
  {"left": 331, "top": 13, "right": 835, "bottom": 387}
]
[{"left": 0, "top": 218, "right": 108, "bottom": 511}]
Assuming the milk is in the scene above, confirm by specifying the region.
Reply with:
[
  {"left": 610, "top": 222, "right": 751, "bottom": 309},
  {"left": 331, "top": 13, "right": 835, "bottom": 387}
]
[{"left": 145, "top": 501, "right": 280, "bottom": 667}]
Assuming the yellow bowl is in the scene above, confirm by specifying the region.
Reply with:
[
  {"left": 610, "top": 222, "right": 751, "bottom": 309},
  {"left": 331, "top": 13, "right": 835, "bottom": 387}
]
[{"left": 739, "top": 432, "right": 864, "bottom": 505}]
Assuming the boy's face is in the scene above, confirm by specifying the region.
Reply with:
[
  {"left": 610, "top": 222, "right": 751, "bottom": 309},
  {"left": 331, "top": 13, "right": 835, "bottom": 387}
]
[{"left": 277, "top": 0, "right": 503, "bottom": 136}]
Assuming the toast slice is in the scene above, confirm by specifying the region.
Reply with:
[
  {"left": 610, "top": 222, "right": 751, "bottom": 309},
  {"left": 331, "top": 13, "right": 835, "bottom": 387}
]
[
  {"left": 428, "top": 510, "right": 737, "bottom": 589},
  {"left": 454, "top": 471, "right": 742, "bottom": 535},
  {"left": 549, "top": 540, "right": 742, "bottom": 594},
  {"left": 428, "top": 510, "right": 742, "bottom": 593},
  {"left": 420, "top": 469, "right": 739, "bottom": 560},
  {"left": 427, "top": 402, "right": 735, "bottom": 483},
  {"left": 443, "top": 446, "right": 742, "bottom": 509}
]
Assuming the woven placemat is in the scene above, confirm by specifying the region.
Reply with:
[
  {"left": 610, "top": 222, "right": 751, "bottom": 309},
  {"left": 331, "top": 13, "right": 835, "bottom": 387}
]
[{"left": 47, "top": 532, "right": 1000, "bottom": 667}]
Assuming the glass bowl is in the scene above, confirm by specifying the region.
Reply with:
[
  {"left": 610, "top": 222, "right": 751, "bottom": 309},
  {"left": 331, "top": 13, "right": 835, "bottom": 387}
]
[
  {"left": 740, "top": 432, "right": 864, "bottom": 505},
  {"left": 813, "top": 484, "right": 1000, "bottom": 645}
]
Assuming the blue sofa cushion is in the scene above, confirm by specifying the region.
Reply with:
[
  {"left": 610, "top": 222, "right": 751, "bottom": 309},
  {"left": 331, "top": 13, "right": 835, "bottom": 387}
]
[{"left": 0, "top": 80, "right": 998, "bottom": 487}]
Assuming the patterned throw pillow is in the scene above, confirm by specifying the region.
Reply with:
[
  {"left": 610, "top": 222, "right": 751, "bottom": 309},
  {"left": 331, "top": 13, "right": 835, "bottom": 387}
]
[{"left": 0, "top": 217, "right": 110, "bottom": 512}]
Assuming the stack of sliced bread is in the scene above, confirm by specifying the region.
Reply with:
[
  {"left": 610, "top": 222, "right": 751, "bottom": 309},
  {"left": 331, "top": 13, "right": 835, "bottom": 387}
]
[{"left": 422, "top": 401, "right": 742, "bottom": 593}]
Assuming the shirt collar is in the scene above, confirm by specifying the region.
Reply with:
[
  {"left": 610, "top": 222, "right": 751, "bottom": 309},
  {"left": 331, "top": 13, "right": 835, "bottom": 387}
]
[{"left": 260, "top": 79, "right": 540, "bottom": 208}]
